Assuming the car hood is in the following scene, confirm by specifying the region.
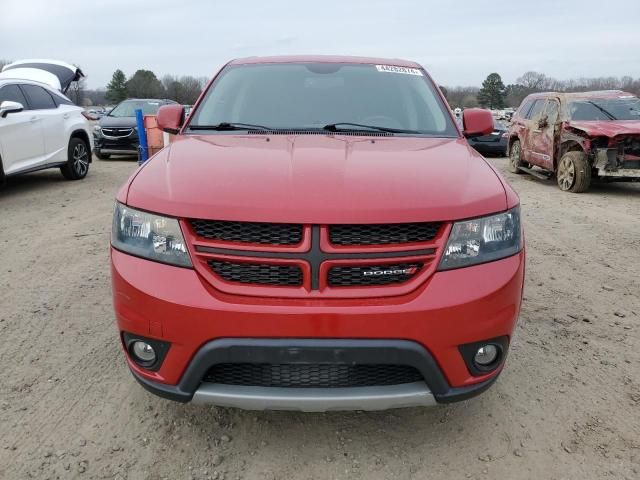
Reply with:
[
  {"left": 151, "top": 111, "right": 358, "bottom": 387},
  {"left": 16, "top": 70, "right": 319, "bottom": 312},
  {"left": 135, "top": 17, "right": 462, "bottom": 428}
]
[
  {"left": 125, "top": 135, "right": 508, "bottom": 223},
  {"left": 568, "top": 120, "right": 640, "bottom": 138},
  {"left": 0, "top": 59, "right": 83, "bottom": 93},
  {"left": 99, "top": 115, "right": 138, "bottom": 128}
]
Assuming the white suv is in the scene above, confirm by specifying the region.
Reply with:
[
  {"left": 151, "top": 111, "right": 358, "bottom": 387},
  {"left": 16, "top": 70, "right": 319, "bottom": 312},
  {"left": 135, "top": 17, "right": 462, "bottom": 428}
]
[{"left": 0, "top": 60, "right": 93, "bottom": 183}]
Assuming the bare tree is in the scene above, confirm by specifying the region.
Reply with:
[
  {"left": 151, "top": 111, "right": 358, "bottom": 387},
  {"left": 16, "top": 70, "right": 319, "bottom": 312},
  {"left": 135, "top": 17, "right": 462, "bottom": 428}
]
[
  {"left": 178, "top": 75, "right": 205, "bottom": 104},
  {"left": 516, "top": 71, "right": 549, "bottom": 91},
  {"left": 66, "top": 65, "right": 87, "bottom": 106}
]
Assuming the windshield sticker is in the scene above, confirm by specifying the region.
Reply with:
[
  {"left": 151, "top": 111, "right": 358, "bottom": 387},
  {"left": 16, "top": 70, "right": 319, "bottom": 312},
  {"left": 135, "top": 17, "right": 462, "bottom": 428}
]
[{"left": 376, "top": 65, "right": 423, "bottom": 76}]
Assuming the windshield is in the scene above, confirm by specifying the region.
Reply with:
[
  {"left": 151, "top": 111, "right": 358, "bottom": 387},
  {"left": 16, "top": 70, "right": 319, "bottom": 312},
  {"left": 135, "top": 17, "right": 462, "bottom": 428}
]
[
  {"left": 109, "top": 100, "right": 163, "bottom": 118},
  {"left": 568, "top": 96, "right": 640, "bottom": 121},
  {"left": 188, "top": 63, "right": 457, "bottom": 136}
]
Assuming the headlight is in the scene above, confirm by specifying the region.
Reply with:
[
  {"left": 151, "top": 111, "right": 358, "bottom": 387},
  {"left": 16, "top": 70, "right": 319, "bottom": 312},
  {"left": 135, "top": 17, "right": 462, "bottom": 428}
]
[
  {"left": 438, "top": 206, "right": 522, "bottom": 270},
  {"left": 94, "top": 125, "right": 102, "bottom": 134},
  {"left": 111, "top": 202, "right": 192, "bottom": 268}
]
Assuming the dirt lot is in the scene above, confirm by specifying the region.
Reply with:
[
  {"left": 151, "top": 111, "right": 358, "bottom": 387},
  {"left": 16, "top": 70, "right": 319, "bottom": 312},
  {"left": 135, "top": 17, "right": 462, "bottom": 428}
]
[{"left": 0, "top": 156, "right": 639, "bottom": 480}]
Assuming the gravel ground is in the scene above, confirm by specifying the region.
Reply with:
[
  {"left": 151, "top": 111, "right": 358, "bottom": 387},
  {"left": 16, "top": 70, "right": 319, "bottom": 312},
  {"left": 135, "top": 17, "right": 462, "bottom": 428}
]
[{"left": 0, "top": 155, "right": 638, "bottom": 480}]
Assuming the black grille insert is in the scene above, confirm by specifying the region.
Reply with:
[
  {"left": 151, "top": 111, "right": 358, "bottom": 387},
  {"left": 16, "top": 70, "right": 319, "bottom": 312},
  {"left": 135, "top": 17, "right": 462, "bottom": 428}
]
[
  {"left": 328, "top": 263, "right": 422, "bottom": 287},
  {"left": 208, "top": 260, "right": 303, "bottom": 286},
  {"left": 191, "top": 220, "right": 302, "bottom": 245},
  {"left": 204, "top": 363, "right": 424, "bottom": 388},
  {"left": 329, "top": 223, "right": 441, "bottom": 245}
]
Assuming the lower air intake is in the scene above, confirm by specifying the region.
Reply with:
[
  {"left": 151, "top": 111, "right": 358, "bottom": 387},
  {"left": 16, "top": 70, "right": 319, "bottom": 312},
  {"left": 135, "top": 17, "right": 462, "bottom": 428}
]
[{"left": 204, "top": 363, "right": 424, "bottom": 388}]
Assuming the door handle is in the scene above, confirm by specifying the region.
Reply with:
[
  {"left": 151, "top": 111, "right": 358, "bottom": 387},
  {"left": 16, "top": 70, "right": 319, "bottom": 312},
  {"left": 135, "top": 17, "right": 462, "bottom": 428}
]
[
  {"left": 30, "top": 116, "right": 39, "bottom": 122},
  {"left": 63, "top": 113, "right": 70, "bottom": 119}
]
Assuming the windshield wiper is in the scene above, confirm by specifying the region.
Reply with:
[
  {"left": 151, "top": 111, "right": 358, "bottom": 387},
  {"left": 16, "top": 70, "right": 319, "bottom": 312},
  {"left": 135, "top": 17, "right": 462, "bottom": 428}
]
[
  {"left": 586, "top": 102, "right": 616, "bottom": 120},
  {"left": 323, "top": 122, "right": 417, "bottom": 134},
  {"left": 188, "top": 122, "right": 273, "bottom": 131}
]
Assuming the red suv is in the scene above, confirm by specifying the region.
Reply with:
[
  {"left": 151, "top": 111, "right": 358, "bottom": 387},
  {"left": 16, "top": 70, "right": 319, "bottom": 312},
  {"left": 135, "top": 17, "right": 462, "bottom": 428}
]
[
  {"left": 508, "top": 90, "right": 640, "bottom": 192},
  {"left": 111, "top": 56, "right": 525, "bottom": 411}
]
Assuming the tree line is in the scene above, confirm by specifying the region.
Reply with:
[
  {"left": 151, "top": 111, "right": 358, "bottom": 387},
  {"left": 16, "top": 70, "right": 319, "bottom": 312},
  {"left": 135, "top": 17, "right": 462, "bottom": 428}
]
[
  {"left": 101, "top": 69, "right": 208, "bottom": 105},
  {"left": 3, "top": 59, "right": 640, "bottom": 111},
  {"left": 443, "top": 71, "right": 640, "bottom": 110}
]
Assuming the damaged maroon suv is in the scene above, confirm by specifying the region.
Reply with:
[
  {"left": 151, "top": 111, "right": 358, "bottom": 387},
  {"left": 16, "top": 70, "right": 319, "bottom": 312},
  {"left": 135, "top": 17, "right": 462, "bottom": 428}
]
[{"left": 507, "top": 90, "right": 640, "bottom": 192}]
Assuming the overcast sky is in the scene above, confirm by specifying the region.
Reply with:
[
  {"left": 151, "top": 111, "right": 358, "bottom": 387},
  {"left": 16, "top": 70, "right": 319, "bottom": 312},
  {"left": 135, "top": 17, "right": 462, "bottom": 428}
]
[{"left": 2, "top": 0, "right": 639, "bottom": 89}]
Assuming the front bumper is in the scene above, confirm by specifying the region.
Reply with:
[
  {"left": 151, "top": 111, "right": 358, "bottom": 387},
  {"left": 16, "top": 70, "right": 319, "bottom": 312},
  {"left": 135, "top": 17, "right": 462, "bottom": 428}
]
[
  {"left": 128, "top": 338, "right": 501, "bottom": 410},
  {"left": 94, "top": 132, "right": 139, "bottom": 155},
  {"left": 112, "top": 248, "right": 525, "bottom": 410},
  {"left": 469, "top": 139, "right": 508, "bottom": 155}
]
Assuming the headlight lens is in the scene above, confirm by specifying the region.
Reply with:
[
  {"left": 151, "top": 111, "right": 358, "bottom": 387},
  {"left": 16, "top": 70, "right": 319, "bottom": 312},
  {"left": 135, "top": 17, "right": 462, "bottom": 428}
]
[
  {"left": 438, "top": 206, "right": 522, "bottom": 270},
  {"left": 94, "top": 125, "right": 102, "bottom": 132},
  {"left": 111, "top": 202, "right": 192, "bottom": 267}
]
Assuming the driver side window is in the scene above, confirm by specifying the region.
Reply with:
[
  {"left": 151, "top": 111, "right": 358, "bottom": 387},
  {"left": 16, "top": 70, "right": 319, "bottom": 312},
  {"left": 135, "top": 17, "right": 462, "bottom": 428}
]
[
  {"left": 526, "top": 99, "right": 545, "bottom": 121},
  {"left": 544, "top": 100, "right": 559, "bottom": 124},
  {"left": 0, "top": 84, "right": 29, "bottom": 109}
]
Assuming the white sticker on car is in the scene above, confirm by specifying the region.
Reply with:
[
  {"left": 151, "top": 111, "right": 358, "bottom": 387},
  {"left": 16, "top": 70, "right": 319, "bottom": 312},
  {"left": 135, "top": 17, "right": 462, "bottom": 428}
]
[{"left": 376, "top": 65, "right": 423, "bottom": 76}]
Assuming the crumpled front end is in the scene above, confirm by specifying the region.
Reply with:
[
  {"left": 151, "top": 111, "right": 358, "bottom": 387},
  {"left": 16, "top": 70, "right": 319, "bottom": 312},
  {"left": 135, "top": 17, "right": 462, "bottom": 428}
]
[{"left": 592, "top": 135, "right": 640, "bottom": 179}]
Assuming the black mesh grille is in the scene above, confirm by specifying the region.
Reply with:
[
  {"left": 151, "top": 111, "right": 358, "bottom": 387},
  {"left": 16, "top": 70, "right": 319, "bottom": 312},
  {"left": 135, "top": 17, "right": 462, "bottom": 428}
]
[
  {"left": 329, "top": 223, "right": 441, "bottom": 245},
  {"left": 328, "top": 263, "right": 422, "bottom": 287},
  {"left": 204, "top": 363, "right": 423, "bottom": 388},
  {"left": 208, "top": 260, "right": 303, "bottom": 286},
  {"left": 191, "top": 220, "right": 302, "bottom": 245}
]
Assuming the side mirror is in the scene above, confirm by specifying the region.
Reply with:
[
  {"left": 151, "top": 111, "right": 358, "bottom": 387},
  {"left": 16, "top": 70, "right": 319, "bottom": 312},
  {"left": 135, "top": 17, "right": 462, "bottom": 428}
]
[
  {"left": 0, "top": 100, "right": 24, "bottom": 118},
  {"left": 462, "top": 108, "right": 494, "bottom": 138},
  {"left": 156, "top": 104, "right": 185, "bottom": 134}
]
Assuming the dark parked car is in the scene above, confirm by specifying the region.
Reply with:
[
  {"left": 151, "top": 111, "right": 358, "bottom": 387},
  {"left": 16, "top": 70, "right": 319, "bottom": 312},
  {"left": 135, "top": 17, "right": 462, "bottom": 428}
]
[
  {"left": 93, "top": 98, "right": 176, "bottom": 159},
  {"left": 468, "top": 119, "right": 508, "bottom": 156}
]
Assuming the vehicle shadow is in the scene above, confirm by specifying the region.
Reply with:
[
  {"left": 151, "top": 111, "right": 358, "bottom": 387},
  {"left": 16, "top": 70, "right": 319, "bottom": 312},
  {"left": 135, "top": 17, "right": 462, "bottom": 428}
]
[
  {"left": 494, "top": 157, "right": 640, "bottom": 197},
  {"left": 518, "top": 175, "right": 640, "bottom": 197},
  {"left": 157, "top": 386, "right": 513, "bottom": 466},
  {"left": 0, "top": 170, "right": 66, "bottom": 197},
  {"left": 96, "top": 155, "right": 139, "bottom": 162}
]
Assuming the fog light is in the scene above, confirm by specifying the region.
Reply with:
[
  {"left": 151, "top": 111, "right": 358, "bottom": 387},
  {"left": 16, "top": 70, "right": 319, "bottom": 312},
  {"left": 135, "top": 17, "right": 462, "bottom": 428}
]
[
  {"left": 474, "top": 344, "right": 499, "bottom": 366},
  {"left": 131, "top": 341, "right": 156, "bottom": 363}
]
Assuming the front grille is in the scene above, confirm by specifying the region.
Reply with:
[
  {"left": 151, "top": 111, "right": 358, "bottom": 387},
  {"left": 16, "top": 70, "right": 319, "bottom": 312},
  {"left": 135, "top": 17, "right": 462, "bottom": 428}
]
[
  {"left": 328, "top": 262, "right": 422, "bottom": 286},
  {"left": 191, "top": 220, "right": 302, "bottom": 245},
  {"left": 329, "top": 223, "right": 441, "bottom": 245},
  {"left": 204, "top": 363, "right": 424, "bottom": 388},
  {"left": 102, "top": 127, "right": 134, "bottom": 137},
  {"left": 208, "top": 260, "right": 302, "bottom": 286}
]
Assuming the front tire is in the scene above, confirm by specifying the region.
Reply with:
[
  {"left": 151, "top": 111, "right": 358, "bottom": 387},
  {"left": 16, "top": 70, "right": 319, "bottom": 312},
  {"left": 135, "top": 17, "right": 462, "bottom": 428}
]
[
  {"left": 61, "top": 138, "right": 90, "bottom": 180},
  {"left": 508, "top": 139, "right": 525, "bottom": 174},
  {"left": 557, "top": 151, "right": 591, "bottom": 193}
]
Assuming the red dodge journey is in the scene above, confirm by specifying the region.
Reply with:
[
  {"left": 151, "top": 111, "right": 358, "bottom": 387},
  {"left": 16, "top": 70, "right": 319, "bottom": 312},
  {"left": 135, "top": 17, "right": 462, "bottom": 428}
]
[{"left": 111, "top": 56, "right": 525, "bottom": 411}]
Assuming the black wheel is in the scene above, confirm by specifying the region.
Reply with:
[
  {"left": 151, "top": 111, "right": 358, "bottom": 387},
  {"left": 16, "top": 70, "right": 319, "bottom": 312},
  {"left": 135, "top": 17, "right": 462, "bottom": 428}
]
[
  {"left": 508, "top": 139, "right": 525, "bottom": 174},
  {"left": 95, "top": 150, "right": 110, "bottom": 160},
  {"left": 557, "top": 151, "right": 591, "bottom": 193},
  {"left": 61, "top": 138, "right": 90, "bottom": 180}
]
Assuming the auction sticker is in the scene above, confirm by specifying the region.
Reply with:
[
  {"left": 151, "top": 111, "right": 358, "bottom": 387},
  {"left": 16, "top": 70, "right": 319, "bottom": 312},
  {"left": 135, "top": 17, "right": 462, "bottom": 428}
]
[{"left": 376, "top": 65, "right": 423, "bottom": 76}]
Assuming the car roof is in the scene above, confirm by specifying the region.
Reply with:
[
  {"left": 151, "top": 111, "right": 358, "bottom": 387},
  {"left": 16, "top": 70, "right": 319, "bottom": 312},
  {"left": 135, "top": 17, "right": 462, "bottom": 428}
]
[
  {"left": 229, "top": 55, "right": 422, "bottom": 68},
  {"left": 120, "top": 98, "right": 175, "bottom": 102},
  {"left": 525, "top": 90, "right": 634, "bottom": 100},
  {"left": 0, "top": 77, "right": 70, "bottom": 96},
  {"left": 0, "top": 77, "right": 55, "bottom": 88}
]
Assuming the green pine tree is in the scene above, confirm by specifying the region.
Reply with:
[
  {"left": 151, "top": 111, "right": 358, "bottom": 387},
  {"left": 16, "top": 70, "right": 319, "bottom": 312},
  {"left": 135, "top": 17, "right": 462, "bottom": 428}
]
[
  {"left": 105, "top": 69, "right": 128, "bottom": 103},
  {"left": 477, "top": 73, "right": 507, "bottom": 109}
]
